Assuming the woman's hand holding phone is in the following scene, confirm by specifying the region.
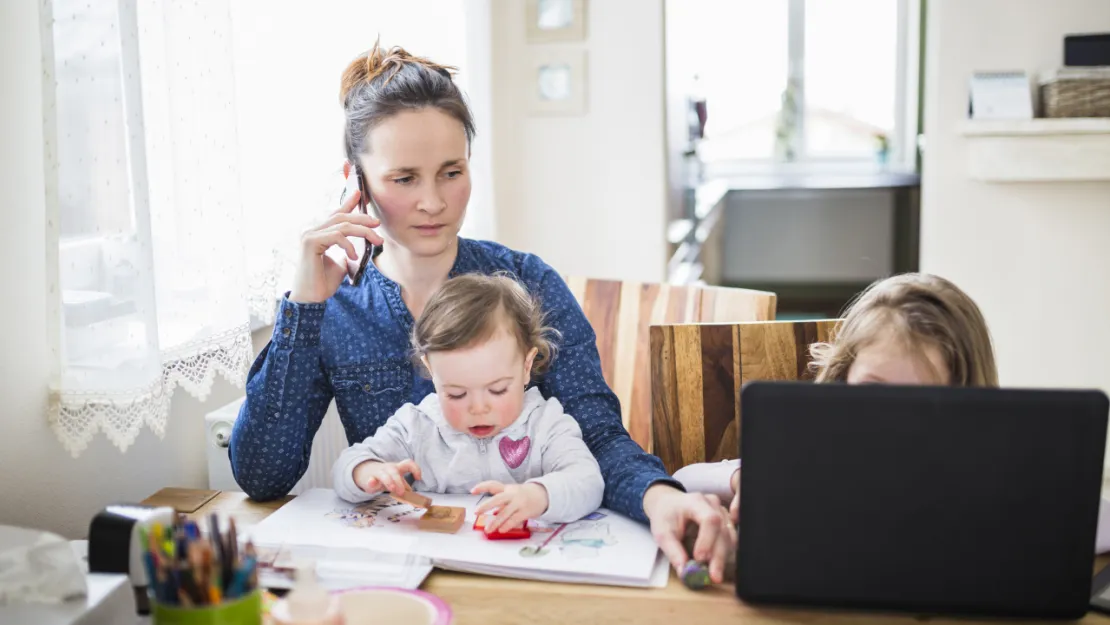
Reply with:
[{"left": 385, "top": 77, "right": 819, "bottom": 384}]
[{"left": 288, "top": 182, "right": 383, "bottom": 304}]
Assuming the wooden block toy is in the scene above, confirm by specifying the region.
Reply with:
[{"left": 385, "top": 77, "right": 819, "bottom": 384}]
[
  {"left": 392, "top": 483, "right": 432, "bottom": 509},
  {"left": 473, "top": 515, "right": 532, "bottom": 540},
  {"left": 417, "top": 505, "right": 465, "bottom": 534}
]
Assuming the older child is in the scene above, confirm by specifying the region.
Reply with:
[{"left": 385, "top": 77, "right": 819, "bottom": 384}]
[
  {"left": 675, "top": 273, "right": 999, "bottom": 523},
  {"left": 678, "top": 272, "right": 1110, "bottom": 555},
  {"left": 333, "top": 273, "right": 604, "bottom": 534}
]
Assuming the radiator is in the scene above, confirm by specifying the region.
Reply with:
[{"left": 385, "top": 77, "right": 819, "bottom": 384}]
[{"left": 205, "top": 397, "right": 349, "bottom": 495}]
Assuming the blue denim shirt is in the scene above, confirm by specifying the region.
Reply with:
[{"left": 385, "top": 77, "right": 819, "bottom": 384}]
[{"left": 229, "top": 238, "right": 677, "bottom": 522}]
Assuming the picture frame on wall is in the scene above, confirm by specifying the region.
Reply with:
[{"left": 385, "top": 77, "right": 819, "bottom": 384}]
[
  {"left": 526, "top": 0, "right": 587, "bottom": 43},
  {"left": 526, "top": 49, "right": 588, "bottom": 116}
]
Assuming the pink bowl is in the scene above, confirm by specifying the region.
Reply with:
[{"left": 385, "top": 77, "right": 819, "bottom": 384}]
[{"left": 334, "top": 586, "right": 452, "bottom": 625}]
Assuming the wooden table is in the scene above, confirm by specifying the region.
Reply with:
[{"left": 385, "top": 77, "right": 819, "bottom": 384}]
[{"left": 144, "top": 489, "right": 1110, "bottom": 625}]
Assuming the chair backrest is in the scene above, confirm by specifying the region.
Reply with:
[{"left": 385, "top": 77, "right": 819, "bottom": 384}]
[
  {"left": 563, "top": 277, "right": 776, "bottom": 451},
  {"left": 650, "top": 319, "right": 840, "bottom": 474}
]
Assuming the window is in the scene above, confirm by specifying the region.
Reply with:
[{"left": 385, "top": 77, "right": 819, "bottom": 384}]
[
  {"left": 43, "top": 0, "right": 488, "bottom": 455},
  {"left": 667, "top": 0, "right": 919, "bottom": 171},
  {"left": 53, "top": 0, "right": 135, "bottom": 240}
]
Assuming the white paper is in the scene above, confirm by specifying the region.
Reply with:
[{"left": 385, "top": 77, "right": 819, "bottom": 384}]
[
  {"left": 438, "top": 551, "right": 670, "bottom": 589},
  {"left": 247, "top": 489, "right": 661, "bottom": 588},
  {"left": 258, "top": 544, "right": 433, "bottom": 591},
  {"left": 969, "top": 71, "right": 1034, "bottom": 120}
]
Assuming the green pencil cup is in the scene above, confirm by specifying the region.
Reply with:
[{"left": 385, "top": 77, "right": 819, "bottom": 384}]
[{"left": 151, "top": 590, "right": 262, "bottom": 625}]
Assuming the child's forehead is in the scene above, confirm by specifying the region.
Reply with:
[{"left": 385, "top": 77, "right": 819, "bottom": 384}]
[
  {"left": 856, "top": 325, "right": 936, "bottom": 362},
  {"left": 461, "top": 327, "right": 521, "bottom": 355},
  {"left": 427, "top": 331, "right": 523, "bottom": 382},
  {"left": 850, "top": 338, "right": 948, "bottom": 385}
]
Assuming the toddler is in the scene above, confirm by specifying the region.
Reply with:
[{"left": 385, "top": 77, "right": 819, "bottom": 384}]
[{"left": 333, "top": 273, "right": 604, "bottom": 534}]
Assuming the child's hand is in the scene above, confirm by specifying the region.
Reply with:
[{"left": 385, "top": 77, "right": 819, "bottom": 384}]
[
  {"left": 471, "top": 481, "right": 549, "bottom": 533},
  {"left": 354, "top": 459, "right": 423, "bottom": 496}
]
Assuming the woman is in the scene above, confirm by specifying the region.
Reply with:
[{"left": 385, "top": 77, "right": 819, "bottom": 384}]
[{"left": 229, "top": 43, "right": 734, "bottom": 582}]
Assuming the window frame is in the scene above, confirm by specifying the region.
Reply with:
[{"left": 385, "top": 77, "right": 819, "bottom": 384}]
[{"left": 698, "top": 0, "right": 921, "bottom": 177}]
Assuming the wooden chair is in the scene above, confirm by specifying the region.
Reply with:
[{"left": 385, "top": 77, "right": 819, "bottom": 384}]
[
  {"left": 563, "top": 277, "right": 776, "bottom": 451},
  {"left": 649, "top": 319, "right": 840, "bottom": 474}
]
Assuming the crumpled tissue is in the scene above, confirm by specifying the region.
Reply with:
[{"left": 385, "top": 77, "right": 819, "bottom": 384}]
[{"left": 0, "top": 525, "right": 87, "bottom": 605}]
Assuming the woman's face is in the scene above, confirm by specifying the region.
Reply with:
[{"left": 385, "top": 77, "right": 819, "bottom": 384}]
[{"left": 358, "top": 108, "right": 471, "bottom": 258}]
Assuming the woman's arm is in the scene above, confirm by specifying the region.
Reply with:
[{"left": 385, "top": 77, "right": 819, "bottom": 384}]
[
  {"left": 526, "top": 400, "right": 605, "bottom": 523},
  {"left": 229, "top": 298, "right": 333, "bottom": 501},
  {"left": 524, "top": 262, "right": 735, "bottom": 583},
  {"left": 531, "top": 267, "right": 680, "bottom": 523}
]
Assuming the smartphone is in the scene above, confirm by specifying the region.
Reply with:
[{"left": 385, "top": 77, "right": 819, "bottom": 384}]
[{"left": 328, "top": 166, "right": 373, "bottom": 285}]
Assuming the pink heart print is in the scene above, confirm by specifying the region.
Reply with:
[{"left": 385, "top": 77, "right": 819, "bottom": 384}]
[{"left": 499, "top": 435, "right": 532, "bottom": 469}]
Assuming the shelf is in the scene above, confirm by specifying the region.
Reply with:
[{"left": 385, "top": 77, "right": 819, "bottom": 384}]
[
  {"left": 962, "top": 118, "right": 1110, "bottom": 136},
  {"left": 722, "top": 170, "right": 920, "bottom": 191},
  {"left": 961, "top": 118, "right": 1110, "bottom": 182}
]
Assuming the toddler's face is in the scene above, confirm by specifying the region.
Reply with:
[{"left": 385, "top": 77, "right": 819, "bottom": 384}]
[
  {"left": 846, "top": 337, "right": 949, "bottom": 386},
  {"left": 425, "top": 330, "right": 536, "bottom": 439}
]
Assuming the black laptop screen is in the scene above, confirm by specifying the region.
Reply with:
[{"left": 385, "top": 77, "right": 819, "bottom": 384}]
[{"left": 737, "top": 382, "right": 1107, "bottom": 619}]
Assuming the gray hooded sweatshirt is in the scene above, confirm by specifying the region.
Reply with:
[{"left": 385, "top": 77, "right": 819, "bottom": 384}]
[{"left": 333, "top": 387, "right": 605, "bottom": 523}]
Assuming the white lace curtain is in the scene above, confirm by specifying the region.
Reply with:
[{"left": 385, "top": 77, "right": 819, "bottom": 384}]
[
  {"left": 41, "top": 0, "right": 486, "bottom": 456},
  {"left": 41, "top": 0, "right": 271, "bottom": 456}
]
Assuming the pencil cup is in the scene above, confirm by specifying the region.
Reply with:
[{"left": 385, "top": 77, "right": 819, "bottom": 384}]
[{"left": 151, "top": 590, "right": 262, "bottom": 625}]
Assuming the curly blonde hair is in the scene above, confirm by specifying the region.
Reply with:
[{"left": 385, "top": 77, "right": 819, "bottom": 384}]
[
  {"left": 809, "top": 273, "right": 998, "bottom": 387},
  {"left": 412, "top": 274, "right": 559, "bottom": 376}
]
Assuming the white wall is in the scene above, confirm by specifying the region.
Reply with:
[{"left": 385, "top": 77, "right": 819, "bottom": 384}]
[
  {"left": 227, "top": 1, "right": 494, "bottom": 247},
  {"left": 491, "top": 0, "right": 668, "bottom": 282},
  {"left": 921, "top": 0, "right": 1110, "bottom": 393},
  {"left": 662, "top": 0, "right": 692, "bottom": 225},
  {"left": 0, "top": 1, "right": 238, "bottom": 539}
]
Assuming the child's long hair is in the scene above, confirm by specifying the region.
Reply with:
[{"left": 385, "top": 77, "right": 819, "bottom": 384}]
[
  {"left": 412, "top": 273, "right": 559, "bottom": 375},
  {"left": 809, "top": 273, "right": 998, "bottom": 386}
]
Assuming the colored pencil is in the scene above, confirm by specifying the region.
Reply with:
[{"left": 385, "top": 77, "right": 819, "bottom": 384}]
[{"left": 140, "top": 515, "right": 257, "bottom": 607}]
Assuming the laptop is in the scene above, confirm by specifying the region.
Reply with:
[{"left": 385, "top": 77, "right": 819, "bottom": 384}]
[{"left": 736, "top": 382, "right": 1109, "bottom": 619}]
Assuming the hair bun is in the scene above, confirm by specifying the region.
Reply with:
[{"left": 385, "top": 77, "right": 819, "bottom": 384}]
[{"left": 339, "top": 37, "right": 458, "bottom": 107}]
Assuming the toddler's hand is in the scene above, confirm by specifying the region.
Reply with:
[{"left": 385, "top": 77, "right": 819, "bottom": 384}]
[
  {"left": 354, "top": 459, "right": 423, "bottom": 496},
  {"left": 471, "top": 481, "right": 549, "bottom": 533}
]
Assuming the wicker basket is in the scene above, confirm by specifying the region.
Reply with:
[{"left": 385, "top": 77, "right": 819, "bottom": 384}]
[{"left": 1040, "top": 67, "right": 1110, "bottom": 117}]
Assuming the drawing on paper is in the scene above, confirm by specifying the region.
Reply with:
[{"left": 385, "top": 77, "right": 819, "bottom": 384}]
[
  {"left": 519, "top": 521, "right": 618, "bottom": 559},
  {"left": 518, "top": 544, "right": 547, "bottom": 558},
  {"left": 557, "top": 521, "right": 618, "bottom": 559},
  {"left": 324, "top": 496, "right": 416, "bottom": 528},
  {"left": 517, "top": 524, "right": 559, "bottom": 558}
]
